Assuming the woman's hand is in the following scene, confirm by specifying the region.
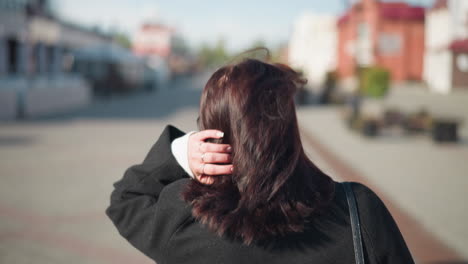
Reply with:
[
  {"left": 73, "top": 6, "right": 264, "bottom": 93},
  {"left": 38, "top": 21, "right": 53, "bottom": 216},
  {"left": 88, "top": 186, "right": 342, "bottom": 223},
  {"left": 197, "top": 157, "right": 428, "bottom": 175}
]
[{"left": 188, "top": 130, "right": 233, "bottom": 185}]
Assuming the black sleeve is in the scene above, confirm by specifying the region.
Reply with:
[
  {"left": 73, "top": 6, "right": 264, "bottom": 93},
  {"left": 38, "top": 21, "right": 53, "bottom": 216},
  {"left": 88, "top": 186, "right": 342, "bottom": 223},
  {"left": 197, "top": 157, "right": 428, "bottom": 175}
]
[
  {"left": 105, "top": 125, "right": 191, "bottom": 262},
  {"left": 352, "top": 183, "right": 415, "bottom": 264}
]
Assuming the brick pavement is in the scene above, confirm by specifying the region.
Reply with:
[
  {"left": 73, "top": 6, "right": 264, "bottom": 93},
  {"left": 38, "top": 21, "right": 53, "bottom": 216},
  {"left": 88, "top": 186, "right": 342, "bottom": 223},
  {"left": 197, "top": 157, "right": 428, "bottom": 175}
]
[
  {"left": 297, "top": 106, "right": 468, "bottom": 263},
  {"left": 0, "top": 82, "right": 203, "bottom": 263}
]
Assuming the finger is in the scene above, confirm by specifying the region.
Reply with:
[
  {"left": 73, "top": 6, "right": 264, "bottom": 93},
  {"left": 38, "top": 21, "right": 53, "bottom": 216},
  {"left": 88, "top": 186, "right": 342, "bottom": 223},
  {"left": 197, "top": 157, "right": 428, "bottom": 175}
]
[
  {"left": 198, "top": 175, "right": 215, "bottom": 185},
  {"left": 202, "top": 164, "right": 234, "bottom": 176},
  {"left": 187, "top": 141, "right": 208, "bottom": 161},
  {"left": 193, "top": 130, "right": 225, "bottom": 141},
  {"left": 202, "top": 153, "right": 232, "bottom": 163},
  {"left": 200, "top": 142, "right": 232, "bottom": 153},
  {"left": 195, "top": 163, "right": 205, "bottom": 175}
]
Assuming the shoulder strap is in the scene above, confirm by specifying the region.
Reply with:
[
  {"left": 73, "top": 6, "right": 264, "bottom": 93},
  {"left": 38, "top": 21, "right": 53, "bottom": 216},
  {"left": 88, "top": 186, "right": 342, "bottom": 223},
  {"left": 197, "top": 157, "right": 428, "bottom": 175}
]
[{"left": 343, "top": 182, "right": 366, "bottom": 264}]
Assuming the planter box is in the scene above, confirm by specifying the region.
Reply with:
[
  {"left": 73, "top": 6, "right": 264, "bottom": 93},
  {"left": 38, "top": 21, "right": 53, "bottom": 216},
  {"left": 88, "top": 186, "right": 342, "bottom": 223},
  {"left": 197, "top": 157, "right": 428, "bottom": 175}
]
[
  {"left": 362, "top": 119, "right": 380, "bottom": 137},
  {"left": 432, "top": 119, "right": 459, "bottom": 143}
]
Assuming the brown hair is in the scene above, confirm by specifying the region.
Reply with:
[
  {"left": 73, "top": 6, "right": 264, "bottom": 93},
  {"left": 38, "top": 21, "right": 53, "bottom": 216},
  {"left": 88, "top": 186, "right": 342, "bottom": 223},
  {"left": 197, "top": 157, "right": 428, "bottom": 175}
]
[{"left": 182, "top": 59, "right": 335, "bottom": 245}]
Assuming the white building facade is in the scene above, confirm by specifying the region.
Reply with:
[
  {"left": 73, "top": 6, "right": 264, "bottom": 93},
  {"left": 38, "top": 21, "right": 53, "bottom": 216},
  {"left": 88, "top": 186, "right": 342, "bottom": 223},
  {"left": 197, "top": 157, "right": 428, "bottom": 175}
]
[
  {"left": 0, "top": 0, "right": 114, "bottom": 119},
  {"left": 289, "top": 13, "right": 337, "bottom": 92},
  {"left": 424, "top": 0, "right": 468, "bottom": 93}
]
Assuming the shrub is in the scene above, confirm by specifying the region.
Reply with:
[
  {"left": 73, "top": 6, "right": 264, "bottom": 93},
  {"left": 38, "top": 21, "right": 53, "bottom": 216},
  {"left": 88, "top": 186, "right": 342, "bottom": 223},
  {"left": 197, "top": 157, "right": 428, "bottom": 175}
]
[{"left": 358, "top": 66, "right": 390, "bottom": 98}]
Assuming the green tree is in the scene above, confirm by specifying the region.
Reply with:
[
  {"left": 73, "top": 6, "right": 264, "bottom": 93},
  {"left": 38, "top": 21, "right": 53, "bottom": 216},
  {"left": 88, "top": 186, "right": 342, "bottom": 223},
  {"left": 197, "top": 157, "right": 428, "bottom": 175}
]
[
  {"left": 249, "top": 39, "right": 267, "bottom": 50},
  {"left": 172, "top": 35, "right": 190, "bottom": 56},
  {"left": 197, "top": 38, "right": 230, "bottom": 69},
  {"left": 113, "top": 32, "right": 132, "bottom": 49}
]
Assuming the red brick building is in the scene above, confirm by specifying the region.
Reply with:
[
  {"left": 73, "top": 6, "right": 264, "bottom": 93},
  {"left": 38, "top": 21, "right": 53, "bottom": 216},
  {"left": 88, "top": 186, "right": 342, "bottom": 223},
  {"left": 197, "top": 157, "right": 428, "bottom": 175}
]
[
  {"left": 132, "top": 24, "right": 174, "bottom": 58},
  {"left": 337, "top": 0, "right": 425, "bottom": 83}
]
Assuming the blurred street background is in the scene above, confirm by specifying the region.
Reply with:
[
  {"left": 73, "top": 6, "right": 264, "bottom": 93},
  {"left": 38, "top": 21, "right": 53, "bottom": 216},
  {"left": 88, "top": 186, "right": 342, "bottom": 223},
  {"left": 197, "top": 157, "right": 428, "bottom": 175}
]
[{"left": 1, "top": 0, "right": 468, "bottom": 263}]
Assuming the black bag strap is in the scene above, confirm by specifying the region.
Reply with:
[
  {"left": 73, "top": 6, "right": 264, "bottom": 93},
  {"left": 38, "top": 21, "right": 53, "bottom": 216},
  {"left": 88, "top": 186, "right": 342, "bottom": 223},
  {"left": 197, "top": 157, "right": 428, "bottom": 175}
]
[{"left": 343, "top": 182, "right": 365, "bottom": 264}]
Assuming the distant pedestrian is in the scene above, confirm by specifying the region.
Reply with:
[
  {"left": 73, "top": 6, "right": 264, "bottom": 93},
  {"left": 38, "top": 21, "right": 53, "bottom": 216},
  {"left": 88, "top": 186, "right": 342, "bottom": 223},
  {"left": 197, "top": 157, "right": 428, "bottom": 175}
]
[{"left": 106, "top": 59, "right": 414, "bottom": 264}]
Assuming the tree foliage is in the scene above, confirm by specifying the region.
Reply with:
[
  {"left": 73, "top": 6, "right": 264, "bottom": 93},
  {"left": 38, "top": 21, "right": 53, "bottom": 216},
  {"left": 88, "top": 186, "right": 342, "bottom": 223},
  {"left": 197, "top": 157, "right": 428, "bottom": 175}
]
[
  {"left": 197, "top": 38, "right": 230, "bottom": 69},
  {"left": 113, "top": 32, "right": 132, "bottom": 49}
]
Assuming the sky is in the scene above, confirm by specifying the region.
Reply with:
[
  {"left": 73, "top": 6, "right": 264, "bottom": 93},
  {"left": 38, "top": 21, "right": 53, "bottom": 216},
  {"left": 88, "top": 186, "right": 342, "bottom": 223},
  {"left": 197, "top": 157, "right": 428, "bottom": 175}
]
[{"left": 55, "top": 0, "right": 435, "bottom": 52}]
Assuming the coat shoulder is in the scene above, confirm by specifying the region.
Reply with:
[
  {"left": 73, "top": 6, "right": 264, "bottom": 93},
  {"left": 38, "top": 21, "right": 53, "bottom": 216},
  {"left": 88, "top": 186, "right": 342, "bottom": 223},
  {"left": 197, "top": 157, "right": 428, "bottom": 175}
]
[{"left": 159, "top": 178, "right": 193, "bottom": 218}]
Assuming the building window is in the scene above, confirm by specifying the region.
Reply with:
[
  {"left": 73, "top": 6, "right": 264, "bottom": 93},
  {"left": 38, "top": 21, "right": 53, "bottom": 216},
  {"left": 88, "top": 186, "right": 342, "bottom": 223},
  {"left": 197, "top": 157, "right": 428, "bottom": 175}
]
[
  {"left": 378, "top": 33, "right": 402, "bottom": 56},
  {"left": 356, "top": 22, "right": 372, "bottom": 65},
  {"left": 358, "top": 23, "right": 369, "bottom": 40},
  {"left": 7, "top": 38, "right": 18, "bottom": 74},
  {"left": 456, "top": 54, "right": 468, "bottom": 72}
]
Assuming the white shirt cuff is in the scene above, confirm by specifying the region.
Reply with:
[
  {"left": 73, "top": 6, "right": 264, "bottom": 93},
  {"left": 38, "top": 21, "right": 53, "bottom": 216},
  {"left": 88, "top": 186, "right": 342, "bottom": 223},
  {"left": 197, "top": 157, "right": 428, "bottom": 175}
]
[{"left": 171, "top": 131, "right": 197, "bottom": 178}]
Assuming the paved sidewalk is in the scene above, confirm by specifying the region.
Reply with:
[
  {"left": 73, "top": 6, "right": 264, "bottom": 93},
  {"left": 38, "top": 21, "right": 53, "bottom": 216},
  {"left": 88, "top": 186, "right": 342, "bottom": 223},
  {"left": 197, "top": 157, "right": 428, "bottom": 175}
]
[
  {"left": 0, "top": 81, "right": 203, "bottom": 264},
  {"left": 297, "top": 106, "right": 468, "bottom": 262},
  {"left": 1, "top": 76, "right": 466, "bottom": 263}
]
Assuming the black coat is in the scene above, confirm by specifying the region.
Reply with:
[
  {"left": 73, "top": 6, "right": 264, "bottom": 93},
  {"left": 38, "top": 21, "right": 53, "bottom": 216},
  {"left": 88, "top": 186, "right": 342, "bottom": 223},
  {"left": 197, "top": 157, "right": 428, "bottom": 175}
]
[{"left": 106, "top": 125, "right": 414, "bottom": 264}]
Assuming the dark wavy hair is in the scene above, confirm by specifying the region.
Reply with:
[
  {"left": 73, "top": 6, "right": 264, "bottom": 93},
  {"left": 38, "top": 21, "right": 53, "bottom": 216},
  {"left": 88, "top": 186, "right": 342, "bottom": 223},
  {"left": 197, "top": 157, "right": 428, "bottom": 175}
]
[{"left": 182, "top": 59, "right": 335, "bottom": 245}]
